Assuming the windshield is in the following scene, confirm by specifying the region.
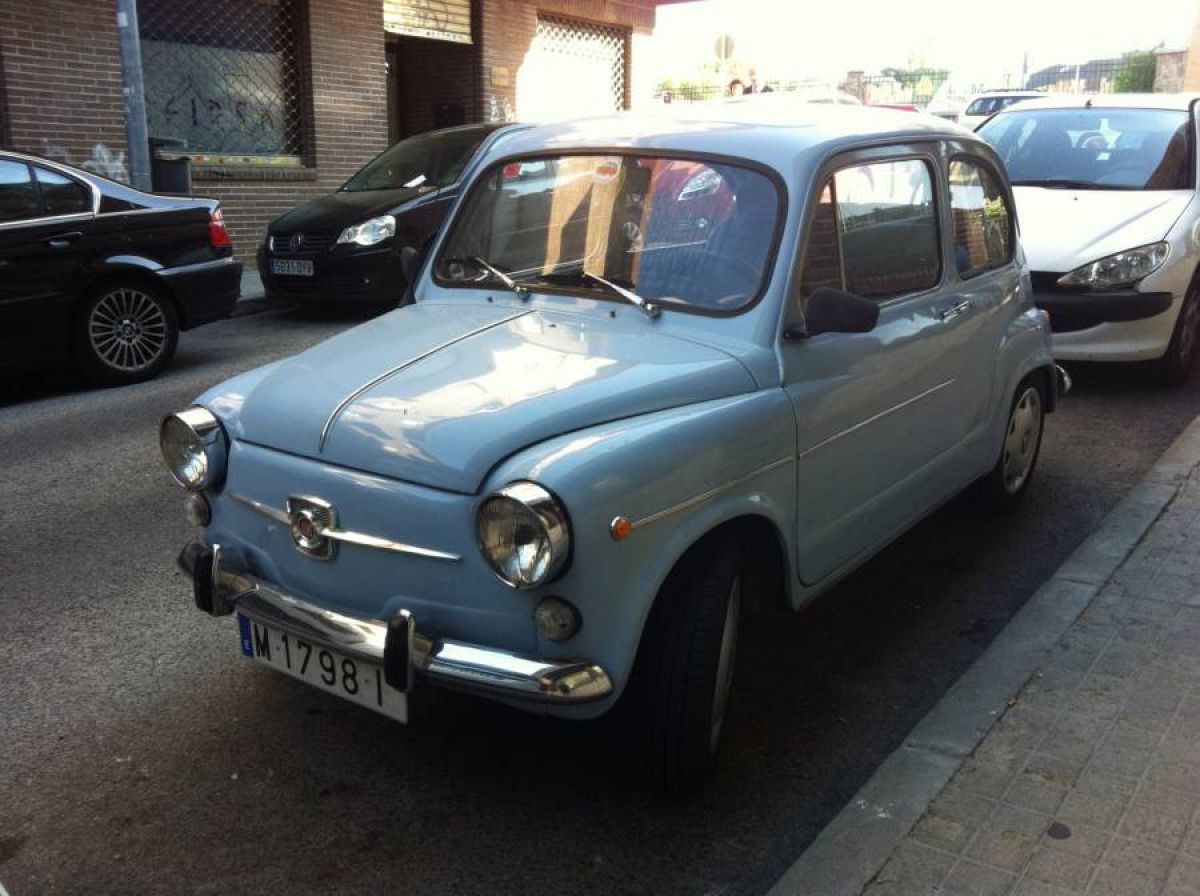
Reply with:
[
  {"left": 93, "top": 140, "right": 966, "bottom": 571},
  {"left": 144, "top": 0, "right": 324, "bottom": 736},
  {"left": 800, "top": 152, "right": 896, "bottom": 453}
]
[
  {"left": 978, "top": 107, "right": 1193, "bottom": 190},
  {"left": 342, "top": 127, "right": 491, "bottom": 193},
  {"left": 434, "top": 154, "right": 780, "bottom": 314}
]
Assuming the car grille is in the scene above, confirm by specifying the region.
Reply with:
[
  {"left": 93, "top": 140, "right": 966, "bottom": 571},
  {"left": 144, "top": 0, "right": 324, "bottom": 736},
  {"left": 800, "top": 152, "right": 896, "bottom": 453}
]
[{"left": 271, "top": 233, "right": 335, "bottom": 256}]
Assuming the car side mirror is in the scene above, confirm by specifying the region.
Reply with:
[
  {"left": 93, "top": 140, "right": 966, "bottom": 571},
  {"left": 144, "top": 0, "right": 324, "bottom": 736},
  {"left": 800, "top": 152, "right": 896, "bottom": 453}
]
[{"left": 786, "top": 287, "right": 880, "bottom": 339}]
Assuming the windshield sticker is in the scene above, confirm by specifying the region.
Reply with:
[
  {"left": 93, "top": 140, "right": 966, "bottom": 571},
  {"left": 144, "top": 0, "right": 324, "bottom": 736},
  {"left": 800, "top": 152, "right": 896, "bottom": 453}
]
[{"left": 594, "top": 159, "right": 621, "bottom": 183}]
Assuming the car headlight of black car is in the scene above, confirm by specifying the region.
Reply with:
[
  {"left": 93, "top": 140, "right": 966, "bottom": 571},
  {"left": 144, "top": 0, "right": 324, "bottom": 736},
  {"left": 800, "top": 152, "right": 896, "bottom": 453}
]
[
  {"left": 160, "top": 407, "right": 227, "bottom": 491},
  {"left": 476, "top": 482, "right": 571, "bottom": 589},
  {"left": 337, "top": 215, "right": 397, "bottom": 248}
]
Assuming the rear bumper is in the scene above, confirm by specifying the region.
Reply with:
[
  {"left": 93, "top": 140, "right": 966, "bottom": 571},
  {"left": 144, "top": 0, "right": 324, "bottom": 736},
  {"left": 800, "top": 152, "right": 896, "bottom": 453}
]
[
  {"left": 1033, "top": 288, "right": 1174, "bottom": 333},
  {"left": 159, "top": 255, "right": 242, "bottom": 329},
  {"left": 257, "top": 244, "right": 405, "bottom": 303},
  {"left": 178, "top": 540, "right": 612, "bottom": 704}
]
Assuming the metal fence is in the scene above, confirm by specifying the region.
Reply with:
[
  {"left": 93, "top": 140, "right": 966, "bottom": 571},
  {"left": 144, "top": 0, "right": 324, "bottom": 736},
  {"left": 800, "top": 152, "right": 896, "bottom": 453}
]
[{"left": 139, "top": 0, "right": 305, "bottom": 158}]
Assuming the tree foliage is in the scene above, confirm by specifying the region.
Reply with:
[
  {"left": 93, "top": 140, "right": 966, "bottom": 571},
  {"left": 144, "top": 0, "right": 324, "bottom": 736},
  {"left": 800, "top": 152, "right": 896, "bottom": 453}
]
[{"left": 1113, "top": 51, "right": 1157, "bottom": 93}]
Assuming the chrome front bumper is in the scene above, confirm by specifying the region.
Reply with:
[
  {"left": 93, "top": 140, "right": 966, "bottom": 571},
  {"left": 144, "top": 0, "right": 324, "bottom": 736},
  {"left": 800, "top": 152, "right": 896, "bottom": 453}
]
[{"left": 177, "top": 541, "right": 612, "bottom": 704}]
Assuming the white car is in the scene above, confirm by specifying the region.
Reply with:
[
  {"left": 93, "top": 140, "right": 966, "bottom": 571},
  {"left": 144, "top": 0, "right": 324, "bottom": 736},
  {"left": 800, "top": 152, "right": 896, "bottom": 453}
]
[
  {"left": 978, "top": 93, "right": 1200, "bottom": 382},
  {"left": 959, "top": 90, "right": 1046, "bottom": 130}
]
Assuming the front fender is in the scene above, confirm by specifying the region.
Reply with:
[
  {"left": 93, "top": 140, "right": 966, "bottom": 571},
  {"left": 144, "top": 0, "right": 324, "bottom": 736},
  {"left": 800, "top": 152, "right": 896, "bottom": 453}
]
[{"left": 482, "top": 389, "right": 796, "bottom": 717}]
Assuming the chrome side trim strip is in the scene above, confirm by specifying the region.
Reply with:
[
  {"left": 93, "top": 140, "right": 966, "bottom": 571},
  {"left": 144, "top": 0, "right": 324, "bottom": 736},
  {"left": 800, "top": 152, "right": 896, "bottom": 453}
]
[
  {"left": 631, "top": 456, "right": 792, "bottom": 530},
  {"left": 230, "top": 493, "right": 461, "bottom": 561},
  {"left": 797, "top": 379, "right": 956, "bottom": 461},
  {"left": 231, "top": 493, "right": 290, "bottom": 524},
  {"left": 318, "top": 309, "right": 534, "bottom": 451}
]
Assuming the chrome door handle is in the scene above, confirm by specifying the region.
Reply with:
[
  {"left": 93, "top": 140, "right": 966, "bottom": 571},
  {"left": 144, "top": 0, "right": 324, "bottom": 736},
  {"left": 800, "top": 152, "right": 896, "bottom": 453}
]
[{"left": 939, "top": 300, "right": 971, "bottom": 322}]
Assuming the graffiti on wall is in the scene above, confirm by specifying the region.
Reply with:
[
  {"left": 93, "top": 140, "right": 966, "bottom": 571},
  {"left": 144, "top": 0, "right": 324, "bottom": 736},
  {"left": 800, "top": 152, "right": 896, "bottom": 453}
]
[
  {"left": 41, "top": 140, "right": 130, "bottom": 183},
  {"left": 142, "top": 40, "right": 291, "bottom": 155}
]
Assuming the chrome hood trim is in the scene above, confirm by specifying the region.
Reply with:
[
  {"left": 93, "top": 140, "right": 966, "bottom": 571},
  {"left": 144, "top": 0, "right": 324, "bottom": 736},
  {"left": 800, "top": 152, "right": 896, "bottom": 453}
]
[{"left": 319, "top": 309, "right": 533, "bottom": 450}]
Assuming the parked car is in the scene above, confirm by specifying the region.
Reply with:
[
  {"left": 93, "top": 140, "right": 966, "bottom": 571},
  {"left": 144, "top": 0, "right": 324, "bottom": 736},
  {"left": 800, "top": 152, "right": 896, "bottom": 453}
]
[
  {"left": 978, "top": 94, "right": 1200, "bottom": 381},
  {"left": 258, "top": 123, "right": 527, "bottom": 305},
  {"left": 0, "top": 150, "right": 240, "bottom": 385},
  {"left": 164, "top": 107, "right": 1063, "bottom": 793},
  {"left": 958, "top": 89, "right": 1045, "bottom": 129}
]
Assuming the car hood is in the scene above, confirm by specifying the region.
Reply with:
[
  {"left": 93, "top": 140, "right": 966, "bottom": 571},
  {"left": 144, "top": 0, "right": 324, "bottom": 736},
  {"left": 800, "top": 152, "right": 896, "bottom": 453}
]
[
  {"left": 1013, "top": 186, "right": 1194, "bottom": 272},
  {"left": 269, "top": 187, "right": 429, "bottom": 234},
  {"left": 232, "top": 303, "right": 756, "bottom": 494}
]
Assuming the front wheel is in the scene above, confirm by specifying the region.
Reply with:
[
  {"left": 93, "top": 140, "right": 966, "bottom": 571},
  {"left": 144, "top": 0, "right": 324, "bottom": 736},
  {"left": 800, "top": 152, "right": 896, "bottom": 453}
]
[
  {"left": 626, "top": 537, "right": 742, "bottom": 796},
  {"left": 73, "top": 281, "right": 179, "bottom": 385},
  {"left": 1153, "top": 284, "right": 1200, "bottom": 385},
  {"left": 976, "top": 375, "right": 1045, "bottom": 511}
]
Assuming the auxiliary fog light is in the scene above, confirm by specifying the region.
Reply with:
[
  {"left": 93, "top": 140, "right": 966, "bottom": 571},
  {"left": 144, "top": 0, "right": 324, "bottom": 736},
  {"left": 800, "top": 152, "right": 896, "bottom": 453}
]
[
  {"left": 185, "top": 493, "right": 212, "bottom": 527},
  {"left": 534, "top": 597, "right": 581, "bottom": 642}
]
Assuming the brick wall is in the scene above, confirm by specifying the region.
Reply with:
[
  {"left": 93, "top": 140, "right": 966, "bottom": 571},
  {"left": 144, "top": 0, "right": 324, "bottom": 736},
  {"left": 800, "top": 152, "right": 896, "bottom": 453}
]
[
  {"left": 1154, "top": 50, "right": 1188, "bottom": 93},
  {"left": 193, "top": 0, "right": 390, "bottom": 263},
  {"left": 1187, "top": 12, "right": 1200, "bottom": 90},
  {"left": 478, "top": 0, "right": 655, "bottom": 123},
  {"left": 0, "top": 1, "right": 130, "bottom": 180}
]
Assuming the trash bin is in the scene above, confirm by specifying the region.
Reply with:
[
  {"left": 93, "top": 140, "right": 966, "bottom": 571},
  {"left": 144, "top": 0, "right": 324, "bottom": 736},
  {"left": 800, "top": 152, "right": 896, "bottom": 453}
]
[{"left": 148, "top": 136, "right": 192, "bottom": 194}]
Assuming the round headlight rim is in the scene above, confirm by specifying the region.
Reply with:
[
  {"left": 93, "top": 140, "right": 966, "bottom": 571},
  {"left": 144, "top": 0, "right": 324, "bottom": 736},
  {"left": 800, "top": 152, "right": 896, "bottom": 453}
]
[
  {"left": 476, "top": 480, "right": 572, "bottom": 591},
  {"left": 160, "top": 406, "right": 226, "bottom": 492}
]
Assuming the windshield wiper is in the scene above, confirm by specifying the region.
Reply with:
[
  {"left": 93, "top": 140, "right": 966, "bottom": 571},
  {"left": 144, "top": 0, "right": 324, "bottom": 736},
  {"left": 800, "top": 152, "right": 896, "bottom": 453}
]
[
  {"left": 471, "top": 256, "right": 529, "bottom": 298},
  {"left": 581, "top": 271, "right": 660, "bottom": 319}
]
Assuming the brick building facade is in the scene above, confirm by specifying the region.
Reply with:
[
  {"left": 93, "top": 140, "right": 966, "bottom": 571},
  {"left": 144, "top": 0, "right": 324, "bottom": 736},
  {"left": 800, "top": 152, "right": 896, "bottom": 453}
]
[{"left": 0, "top": 0, "right": 679, "bottom": 264}]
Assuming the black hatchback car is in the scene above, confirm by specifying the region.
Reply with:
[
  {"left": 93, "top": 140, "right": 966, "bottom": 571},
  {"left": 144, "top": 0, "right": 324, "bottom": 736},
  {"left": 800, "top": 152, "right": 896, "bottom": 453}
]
[
  {"left": 258, "top": 122, "right": 526, "bottom": 304},
  {"left": 0, "top": 150, "right": 241, "bottom": 385}
]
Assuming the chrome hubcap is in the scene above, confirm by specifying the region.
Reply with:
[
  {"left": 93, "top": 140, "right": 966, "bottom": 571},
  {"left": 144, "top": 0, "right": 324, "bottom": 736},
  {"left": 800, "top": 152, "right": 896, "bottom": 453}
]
[
  {"left": 1002, "top": 387, "right": 1043, "bottom": 494},
  {"left": 710, "top": 577, "right": 741, "bottom": 754},
  {"left": 89, "top": 288, "right": 167, "bottom": 372}
]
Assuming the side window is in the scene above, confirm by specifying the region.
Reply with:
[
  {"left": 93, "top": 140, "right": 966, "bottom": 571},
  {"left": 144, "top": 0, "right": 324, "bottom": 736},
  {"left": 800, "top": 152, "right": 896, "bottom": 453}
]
[
  {"left": 949, "top": 159, "right": 1013, "bottom": 279},
  {"left": 35, "top": 167, "right": 91, "bottom": 216},
  {"left": 798, "top": 183, "right": 843, "bottom": 296},
  {"left": 833, "top": 159, "right": 941, "bottom": 300},
  {"left": 0, "top": 160, "right": 41, "bottom": 223}
]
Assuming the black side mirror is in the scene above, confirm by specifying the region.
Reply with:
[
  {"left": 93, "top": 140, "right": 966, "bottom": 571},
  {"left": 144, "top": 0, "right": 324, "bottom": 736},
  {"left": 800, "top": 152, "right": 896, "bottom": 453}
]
[{"left": 788, "top": 287, "right": 880, "bottom": 339}]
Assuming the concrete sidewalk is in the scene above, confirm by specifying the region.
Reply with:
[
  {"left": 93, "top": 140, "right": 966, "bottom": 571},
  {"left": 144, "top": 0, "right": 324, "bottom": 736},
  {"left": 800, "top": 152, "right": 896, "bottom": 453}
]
[{"left": 772, "top": 416, "right": 1200, "bottom": 896}]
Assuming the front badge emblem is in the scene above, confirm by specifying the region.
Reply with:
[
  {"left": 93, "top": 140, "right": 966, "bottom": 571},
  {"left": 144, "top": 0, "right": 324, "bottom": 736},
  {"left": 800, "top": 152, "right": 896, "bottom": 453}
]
[
  {"left": 289, "top": 232, "right": 305, "bottom": 253},
  {"left": 287, "top": 496, "right": 337, "bottom": 560}
]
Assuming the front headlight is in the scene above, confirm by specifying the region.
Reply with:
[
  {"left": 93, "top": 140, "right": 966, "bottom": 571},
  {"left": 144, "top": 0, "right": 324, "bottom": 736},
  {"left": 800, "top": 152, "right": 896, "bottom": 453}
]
[
  {"left": 476, "top": 482, "right": 571, "bottom": 589},
  {"left": 337, "top": 214, "right": 396, "bottom": 247},
  {"left": 1057, "top": 242, "right": 1169, "bottom": 290},
  {"left": 160, "top": 407, "right": 227, "bottom": 491}
]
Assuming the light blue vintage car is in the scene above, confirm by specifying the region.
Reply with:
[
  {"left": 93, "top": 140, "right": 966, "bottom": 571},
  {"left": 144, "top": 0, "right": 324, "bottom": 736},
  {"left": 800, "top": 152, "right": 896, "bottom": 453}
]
[{"left": 163, "top": 108, "right": 1064, "bottom": 794}]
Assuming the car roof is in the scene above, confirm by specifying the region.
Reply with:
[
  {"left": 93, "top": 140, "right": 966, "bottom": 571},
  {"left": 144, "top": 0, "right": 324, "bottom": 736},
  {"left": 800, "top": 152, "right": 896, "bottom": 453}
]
[
  {"left": 992, "top": 93, "right": 1200, "bottom": 113},
  {"left": 973, "top": 89, "right": 1044, "bottom": 97},
  {"left": 487, "top": 106, "right": 981, "bottom": 172}
]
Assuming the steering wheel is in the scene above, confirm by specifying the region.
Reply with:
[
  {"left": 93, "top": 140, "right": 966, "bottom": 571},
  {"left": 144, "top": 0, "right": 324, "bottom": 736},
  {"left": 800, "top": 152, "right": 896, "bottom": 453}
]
[
  {"left": 1076, "top": 131, "right": 1107, "bottom": 150},
  {"left": 660, "top": 250, "right": 763, "bottom": 307}
]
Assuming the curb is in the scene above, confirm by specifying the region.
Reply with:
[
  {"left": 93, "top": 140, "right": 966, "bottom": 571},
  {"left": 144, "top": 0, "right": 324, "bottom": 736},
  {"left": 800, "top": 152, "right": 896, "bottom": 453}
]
[{"left": 767, "top": 412, "right": 1200, "bottom": 896}]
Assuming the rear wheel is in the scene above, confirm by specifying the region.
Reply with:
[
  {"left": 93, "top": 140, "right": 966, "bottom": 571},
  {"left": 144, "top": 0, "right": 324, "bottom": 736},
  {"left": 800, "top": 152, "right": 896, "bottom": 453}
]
[
  {"left": 626, "top": 537, "right": 742, "bottom": 796},
  {"left": 1153, "top": 283, "right": 1200, "bottom": 385},
  {"left": 73, "top": 280, "right": 179, "bottom": 385},
  {"left": 976, "top": 374, "right": 1045, "bottom": 511}
]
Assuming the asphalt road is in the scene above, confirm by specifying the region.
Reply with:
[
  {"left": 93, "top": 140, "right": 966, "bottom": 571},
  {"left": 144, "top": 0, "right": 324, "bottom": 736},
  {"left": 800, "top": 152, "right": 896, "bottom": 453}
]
[{"left": 3, "top": 306, "right": 1200, "bottom": 896}]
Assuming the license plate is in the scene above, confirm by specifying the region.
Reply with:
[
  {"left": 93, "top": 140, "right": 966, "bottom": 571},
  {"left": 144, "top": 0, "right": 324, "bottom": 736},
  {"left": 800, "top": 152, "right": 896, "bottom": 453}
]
[
  {"left": 270, "top": 259, "right": 313, "bottom": 276},
  {"left": 238, "top": 616, "right": 407, "bottom": 722}
]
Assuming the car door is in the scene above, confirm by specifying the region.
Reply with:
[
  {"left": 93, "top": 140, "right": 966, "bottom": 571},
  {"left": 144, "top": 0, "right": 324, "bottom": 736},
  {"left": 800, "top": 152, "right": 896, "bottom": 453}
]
[
  {"left": 781, "top": 144, "right": 987, "bottom": 585},
  {"left": 0, "top": 159, "right": 93, "bottom": 363}
]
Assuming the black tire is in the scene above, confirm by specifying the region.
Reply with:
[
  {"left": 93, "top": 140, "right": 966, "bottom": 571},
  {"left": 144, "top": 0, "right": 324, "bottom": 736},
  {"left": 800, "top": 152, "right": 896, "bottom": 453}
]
[
  {"left": 976, "top": 373, "right": 1046, "bottom": 511},
  {"left": 1153, "top": 282, "right": 1200, "bottom": 386},
  {"left": 625, "top": 536, "right": 742, "bottom": 796},
  {"left": 72, "top": 280, "right": 179, "bottom": 386}
]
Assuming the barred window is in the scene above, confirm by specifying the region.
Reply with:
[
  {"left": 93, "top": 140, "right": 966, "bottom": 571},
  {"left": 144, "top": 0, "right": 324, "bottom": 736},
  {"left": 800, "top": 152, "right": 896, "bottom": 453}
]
[{"left": 140, "top": 0, "right": 305, "bottom": 158}]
